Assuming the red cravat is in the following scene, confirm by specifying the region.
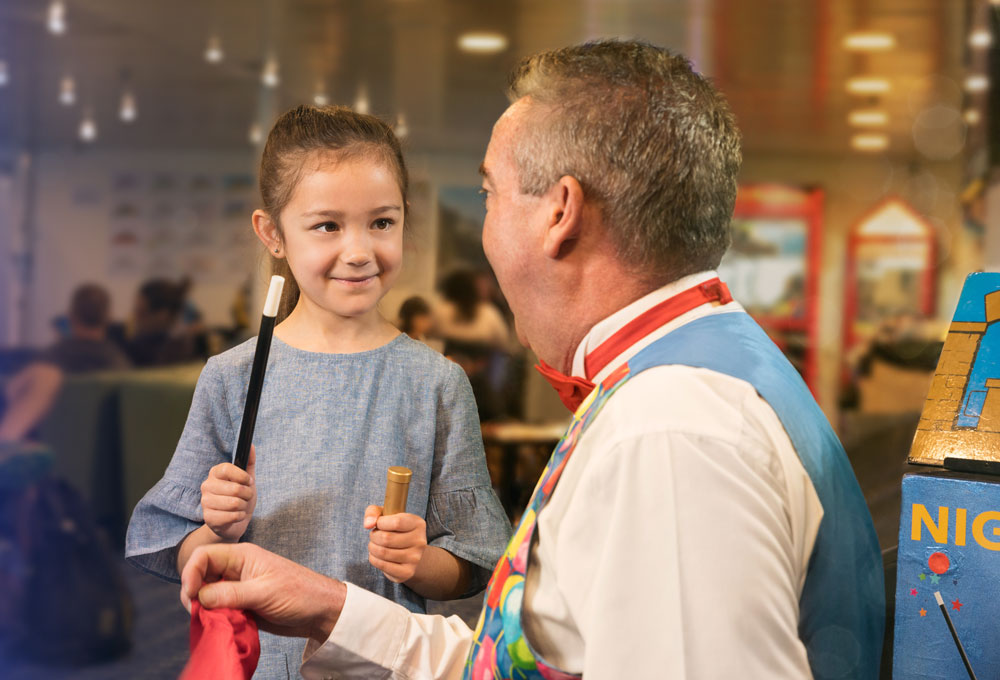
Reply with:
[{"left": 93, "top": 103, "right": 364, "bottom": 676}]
[
  {"left": 536, "top": 278, "right": 733, "bottom": 412},
  {"left": 180, "top": 601, "right": 261, "bottom": 680}
]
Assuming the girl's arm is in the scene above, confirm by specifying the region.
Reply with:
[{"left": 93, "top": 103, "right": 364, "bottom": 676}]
[
  {"left": 407, "top": 546, "right": 471, "bottom": 601},
  {"left": 177, "top": 524, "right": 228, "bottom": 573},
  {"left": 177, "top": 445, "right": 258, "bottom": 573}
]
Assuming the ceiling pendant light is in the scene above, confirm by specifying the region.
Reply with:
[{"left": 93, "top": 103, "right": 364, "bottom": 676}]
[
  {"left": 79, "top": 112, "right": 97, "bottom": 143},
  {"left": 261, "top": 55, "right": 279, "bottom": 88},
  {"left": 313, "top": 80, "right": 328, "bottom": 106},
  {"left": 119, "top": 90, "right": 137, "bottom": 122},
  {"left": 394, "top": 112, "right": 408, "bottom": 140},
  {"left": 204, "top": 35, "right": 224, "bottom": 64},
  {"left": 47, "top": 1, "right": 67, "bottom": 35},
  {"left": 842, "top": 32, "right": 896, "bottom": 51},
  {"left": 965, "top": 74, "right": 989, "bottom": 93},
  {"left": 249, "top": 122, "right": 263, "bottom": 145},
  {"left": 59, "top": 75, "right": 76, "bottom": 105},
  {"left": 846, "top": 77, "right": 891, "bottom": 95},
  {"left": 847, "top": 109, "right": 889, "bottom": 127},
  {"left": 457, "top": 32, "right": 508, "bottom": 54},
  {"left": 969, "top": 29, "right": 993, "bottom": 50},
  {"left": 850, "top": 132, "right": 889, "bottom": 152},
  {"left": 353, "top": 84, "right": 369, "bottom": 114}
]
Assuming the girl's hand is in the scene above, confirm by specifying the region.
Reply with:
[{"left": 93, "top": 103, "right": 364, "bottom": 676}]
[
  {"left": 364, "top": 505, "right": 427, "bottom": 584},
  {"left": 201, "top": 445, "right": 257, "bottom": 542}
]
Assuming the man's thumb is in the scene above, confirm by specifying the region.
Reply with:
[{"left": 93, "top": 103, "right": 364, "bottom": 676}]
[{"left": 198, "top": 581, "right": 241, "bottom": 609}]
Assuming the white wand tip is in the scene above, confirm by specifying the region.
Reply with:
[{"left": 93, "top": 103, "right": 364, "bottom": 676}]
[
  {"left": 934, "top": 591, "right": 944, "bottom": 606},
  {"left": 263, "top": 275, "right": 285, "bottom": 318}
]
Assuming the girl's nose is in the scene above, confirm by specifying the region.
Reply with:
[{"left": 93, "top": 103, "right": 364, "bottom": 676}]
[{"left": 342, "top": 229, "right": 373, "bottom": 266}]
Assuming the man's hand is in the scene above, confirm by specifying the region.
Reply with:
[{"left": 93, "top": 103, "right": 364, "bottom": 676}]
[
  {"left": 201, "top": 446, "right": 257, "bottom": 541},
  {"left": 364, "top": 505, "right": 428, "bottom": 584},
  {"left": 180, "top": 543, "right": 346, "bottom": 645}
]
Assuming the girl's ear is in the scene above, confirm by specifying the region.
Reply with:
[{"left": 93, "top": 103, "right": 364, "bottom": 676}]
[{"left": 252, "top": 210, "right": 284, "bottom": 258}]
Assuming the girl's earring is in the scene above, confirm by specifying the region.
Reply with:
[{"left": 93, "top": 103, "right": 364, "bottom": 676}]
[{"left": 274, "top": 247, "right": 280, "bottom": 253}]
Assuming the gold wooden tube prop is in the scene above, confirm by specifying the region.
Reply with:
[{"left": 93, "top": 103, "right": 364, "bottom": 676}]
[{"left": 383, "top": 466, "right": 412, "bottom": 516}]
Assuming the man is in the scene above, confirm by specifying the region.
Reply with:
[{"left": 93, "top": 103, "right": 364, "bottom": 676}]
[
  {"left": 42, "top": 283, "right": 131, "bottom": 374},
  {"left": 182, "top": 40, "right": 884, "bottom": 679},
  {"left": 0, "top": 284, "right": 129, "bottom": 443}
]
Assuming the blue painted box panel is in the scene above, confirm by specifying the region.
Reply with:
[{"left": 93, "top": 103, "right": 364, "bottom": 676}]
[{"left": 894, "top": 474, "right": 1000, "bottom": 677}]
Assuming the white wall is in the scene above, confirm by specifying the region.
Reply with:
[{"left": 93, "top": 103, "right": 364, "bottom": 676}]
[{"left": 22, "top": 149, "right": 260, "bottom": 346}]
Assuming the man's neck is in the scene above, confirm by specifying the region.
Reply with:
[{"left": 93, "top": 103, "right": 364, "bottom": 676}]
[{"left": 534, "top": 262, "right": 659, "bottom": 374}]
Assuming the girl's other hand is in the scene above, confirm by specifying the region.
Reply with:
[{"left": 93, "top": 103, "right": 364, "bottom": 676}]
[
  {"left": 201, "top": 445, "right": 257, "bottom": 542},
  {"left": 364, "top": 505, "right": 428, "bottom": 584}
]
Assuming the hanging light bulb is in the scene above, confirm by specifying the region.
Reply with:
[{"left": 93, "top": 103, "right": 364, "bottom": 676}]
[
  {"left": 313, "top": 80, "right": 328, "bottom": 106},
  {"left": 394, "top": 112, "right": 409, "bottom": 140},
  {"left": 59, "top": 76, "right": 76, "bottom": 106},
  {"left": 79, "top": 113, "right": 97, "bottom": 143},
  {"left": 0, "top": 61, "right": 8, "bottom": 87},
  {"left": 261, "top": 55, "right": 280, "bottom": 88},
  {"left": 249, "top": 122, "right": 263, "bottom": 145},
  {"left": 47, "top": 1, "right": 67, "bottom": 35},
  {"left": 969, "top": 28, "right": 993, "bottom": 50},
  {"left": 353, "top": 84, "right": 369, "bottom": 114},
  {"left": 119, "top": 90, "right": 137, "bottom": 122},
  {"left": 204, "top": 35, "right": 224, "bottom": 63}
]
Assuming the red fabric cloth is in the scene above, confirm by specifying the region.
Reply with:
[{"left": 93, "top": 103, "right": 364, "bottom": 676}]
[
  {"left": 535, "top": 278, "right": 733, "bottom": 412},
  {"left": 180, "top": 600, "right": 260, "bottom": 680}
]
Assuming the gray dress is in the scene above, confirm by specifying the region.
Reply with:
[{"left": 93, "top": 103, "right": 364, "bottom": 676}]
[{"left": 125, "top": 333, "right": 511, "bottom": 678}]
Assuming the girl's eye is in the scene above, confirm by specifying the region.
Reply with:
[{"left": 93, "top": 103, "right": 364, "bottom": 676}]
[
  {"left": 373, "top": 218, "right": 395, "bottom": 230},
  {"left": 314, "top": 222, "right": 339, "bottom": 233}
]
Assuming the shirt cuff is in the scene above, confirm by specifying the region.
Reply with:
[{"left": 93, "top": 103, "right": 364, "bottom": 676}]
[{"left": 300, "top": 582, "right": 410, "bottom": 680}]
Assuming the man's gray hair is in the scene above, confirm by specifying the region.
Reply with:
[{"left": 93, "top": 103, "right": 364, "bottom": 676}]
[{"left": 507, "top": 39, "right": 742, "bottom": 282}]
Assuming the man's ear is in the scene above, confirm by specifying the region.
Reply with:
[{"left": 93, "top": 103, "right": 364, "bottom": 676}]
[
  {"left": 252, "top": 210, "right": 284, "bottom": 258},
  {"left": 542, "top": 175, "right": 585, "bottom": 260}
]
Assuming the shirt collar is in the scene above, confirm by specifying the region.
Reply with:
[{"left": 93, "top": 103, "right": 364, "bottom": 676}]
[{"left": 570, "top": 270, "right": 741, "bottom": 383}]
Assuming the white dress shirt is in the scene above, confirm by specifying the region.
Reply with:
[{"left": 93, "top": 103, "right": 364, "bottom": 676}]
[{"left": 301, "top": 271, "right": 824, "bottom": 679}]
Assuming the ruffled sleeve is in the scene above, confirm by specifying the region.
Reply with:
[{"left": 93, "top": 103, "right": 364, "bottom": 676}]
[
  {"left": 125, "top": 357, "right": 235, "bottom": 582},
  {"left": 426, "top": 486, "right": 511, "bottom": 595},
  {"left": 427, "top": 362, "right": 511, "bottom": 595}
]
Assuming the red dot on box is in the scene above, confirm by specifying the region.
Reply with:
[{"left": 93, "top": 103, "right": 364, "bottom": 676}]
[{"left": 928, "top": 552, "right": 950, "bottom": 575}]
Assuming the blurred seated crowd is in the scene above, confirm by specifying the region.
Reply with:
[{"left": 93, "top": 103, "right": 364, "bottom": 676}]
[{"left": 0, "top": 267, "right": 527, "bottom": 448}]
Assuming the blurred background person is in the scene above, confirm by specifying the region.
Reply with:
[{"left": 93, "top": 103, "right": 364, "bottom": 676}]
[
  {"left": 437, "top": 268, "right": 511, "bottom": 351},
  {"left": 0, "top": 284, "right": 130, "bottom": 444},
  {"left": 42, "top": 283, "right": 131, "bottom": 374},
  {"left": 124, "top": 278, "right": 204, "bottom": 367},
  {"left": 396, "top": 295, "right": 442, "bottom": 351}
]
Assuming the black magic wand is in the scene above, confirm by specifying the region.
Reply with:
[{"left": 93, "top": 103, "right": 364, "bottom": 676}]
[{"left": 233, "top": 275, "right": 284, "bottom": 470}]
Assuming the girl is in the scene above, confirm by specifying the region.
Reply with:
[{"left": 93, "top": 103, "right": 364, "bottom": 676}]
[{"left": 126, "top": 105, "right": 511, "bottom": 678}]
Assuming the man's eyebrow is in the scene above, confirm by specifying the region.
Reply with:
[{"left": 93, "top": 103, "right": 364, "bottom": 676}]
[{"left": 478, "top": 163, "right": 490, "bottom": 180}]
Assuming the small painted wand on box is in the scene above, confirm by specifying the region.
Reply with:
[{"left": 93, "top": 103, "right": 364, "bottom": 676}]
[{"left": 934, "top": 591, "right": 977, "bottom": 680}]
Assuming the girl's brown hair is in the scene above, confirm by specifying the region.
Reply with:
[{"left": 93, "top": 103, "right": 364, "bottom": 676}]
[{"left": 259, "top": 104, "right": 409, "bottom": 321}]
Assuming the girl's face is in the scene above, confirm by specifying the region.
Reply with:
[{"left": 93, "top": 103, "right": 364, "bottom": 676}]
[{"left": 278, "top": 154, "right": 404, "bottom": 321}]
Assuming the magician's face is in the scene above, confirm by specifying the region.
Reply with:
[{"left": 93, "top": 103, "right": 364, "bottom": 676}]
[{"left": 479, "top": 101, "right": 550, "bottom": 350}]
